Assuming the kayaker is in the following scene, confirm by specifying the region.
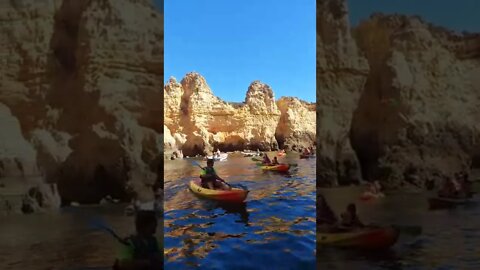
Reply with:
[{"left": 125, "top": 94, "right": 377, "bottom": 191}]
[
  {"left": 271, "top": 157, "right": 280, "bottom": 165},
  {"left": 439, "top": 177, "right": 460, "bottom": 198},
  {"left": 318, "top": 194, "right": 337, "bottom": 230},
  {"left": 113, "top": 210, "right": 162, "bottom": 270},
  {"left": 340, "top": 203, "right": 364, "bottom": 228},
  {"left": 262, "top": 153, "right": 272, "bottom": 165},
  {"left": 303, "top": 148, "right": 310, "bottom": 156},
  {"left": 200, "top": 159, "right": 230, "bottom": 190}
]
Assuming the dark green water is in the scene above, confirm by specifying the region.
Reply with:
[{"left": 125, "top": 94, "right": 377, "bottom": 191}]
[
  {"left": 319, "top": 186, "right": 480, "bottom": 270},
  {"left": 164, "top": 153, "right": 316, "bottom": 270},
  {"left": 0, "top": 205, "right": 138, "bottom": 270}
]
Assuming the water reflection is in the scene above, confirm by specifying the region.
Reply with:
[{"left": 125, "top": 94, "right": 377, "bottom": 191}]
[
  {"left": 164, "top": 153, "right": 316, "bottom": 270},
  {"left": 319, "top": 186, "right": 480, "bottom": 269}
]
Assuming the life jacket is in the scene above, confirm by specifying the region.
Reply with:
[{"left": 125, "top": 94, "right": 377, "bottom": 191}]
[{"left": 200, "top": 167, "right": 216, "bottom": 177}]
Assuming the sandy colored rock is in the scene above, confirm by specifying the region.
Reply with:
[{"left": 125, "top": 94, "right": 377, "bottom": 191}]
[
  {"left": 276, "top": 97, "right": 316, "bottom": 150},
  {"left": 316, "top": 0, "right": 369, "bottom": 186},
  {"left": 351, "top": 14, "right": 480, "bottom": 187},
  {"left": 317, "top": 0, "right": 480, "bottom": 188},
  {"left": 164, "top": 72, "right": 316, "bottom": 156},
  {"left": 0, "top": 0, "right": 163, "bottom": 205}
]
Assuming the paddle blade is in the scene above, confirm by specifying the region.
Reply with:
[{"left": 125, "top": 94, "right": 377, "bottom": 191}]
[{"left": 394, "top": 225, "right": 423, "bottom": 236}]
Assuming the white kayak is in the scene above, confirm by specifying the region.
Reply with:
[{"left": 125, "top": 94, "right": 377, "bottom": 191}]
[{"left": 206, "top": 153, "right": 228, "bottom": 161}]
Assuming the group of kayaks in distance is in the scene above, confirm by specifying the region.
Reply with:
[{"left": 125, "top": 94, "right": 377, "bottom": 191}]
[
  {"left": 189, "top": 148, "right": 314, "bottom": 204},
  {"left": 427, "top": 171, "right": 476, "bottom": 209}
]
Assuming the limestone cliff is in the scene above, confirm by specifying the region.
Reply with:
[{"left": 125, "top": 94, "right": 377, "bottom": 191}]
[
  {"left": 0, "top": 0, "right": 163, "bottom": 207},
  {"left": 351, "top": 14, "right": 480, "bottom": 188},
  {"left": 164, "top": 73, "right": 316, "bottom": 156},
  {"left": 318, "top": 0, "right": 480, "bottom": 188},
  {"left": 276, "top": 97, "right": 316, "bottom": 150},
  {"left": 316, "top": 0, "right": 369, "bottom": 186}
]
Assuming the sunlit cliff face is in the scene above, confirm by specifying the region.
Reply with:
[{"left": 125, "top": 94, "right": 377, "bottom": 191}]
[{"left": 164, "top": 72, "right": 316, "bottom": 157}]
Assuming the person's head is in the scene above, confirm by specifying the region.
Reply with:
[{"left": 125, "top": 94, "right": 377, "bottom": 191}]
[
  {"left": 206, "top": 159, "right": 214, "bottom": 167},
  {"left": 347, "top": 203, "right": 356, "bottom": 214},
  {"left": 135, "top": 210, "right": 157, "bottom": 236},
  {"left": 274, "top": 157, "right": 278, "bottom": 161}
]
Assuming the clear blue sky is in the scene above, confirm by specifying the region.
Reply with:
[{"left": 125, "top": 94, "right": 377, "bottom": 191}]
[
  {"left": 161, "top": 0, "right": 315, "bottom": 102},
  {"left": 348, "top": 0, "right": 480, "bottom": 33}
]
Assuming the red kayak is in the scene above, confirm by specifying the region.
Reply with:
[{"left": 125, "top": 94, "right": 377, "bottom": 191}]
[{"left": 318, "top": 226, "right": 399, "bottom": 250}]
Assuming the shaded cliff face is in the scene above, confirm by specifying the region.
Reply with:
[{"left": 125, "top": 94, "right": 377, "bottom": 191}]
[
  {"left": 0, "top": 0, "right": 163, "bottom": 204},
  {"left": 317, "top": 0, "right": 480, "bottom": 188},
  {"left": 164, "top": 73, "right": 315, "bottom": 156},
  {"left": 316, "top": 0, "right": 369, "bottom": 186},
  {"left": 351, "top": 15, "right": 480, "bottom": 187}
]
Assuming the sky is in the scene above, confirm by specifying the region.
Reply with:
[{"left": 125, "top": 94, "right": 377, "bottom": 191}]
[
  {"left": 161, "top": 0, "right": 316, "bottom": 102},
  {"left": 348, "top": 0, "right": 480, "bottom": 33}
]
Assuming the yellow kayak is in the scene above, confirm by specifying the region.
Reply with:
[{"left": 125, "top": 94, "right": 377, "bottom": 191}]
[
  {"left": 189, "top": 179, "right": 248, "bottom": 203},
  {"left": 318, "top": 227, "right": 399, "bottom": 249},
  {"left": 260, "top": 164, "right": 290, "bottom": 172}
]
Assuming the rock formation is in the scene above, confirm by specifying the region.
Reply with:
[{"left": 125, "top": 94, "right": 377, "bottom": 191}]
[
  {"left": 316, "top": 0, "right": 369, "bottom": 186},
  {"left": 0, "top": 0, "right": 163, "bottom": 209},
  {"left": 318, "top": 0, "right": 480, "bottom": 188},
  {"left": 351, "top": 14, "right": 480, "bottom": 188},
  {"left": 276, "top": 97, "right": 316, "bottom": 151},
  {"left": 164, "top": 73, "right": 316, "bottom": 156}
]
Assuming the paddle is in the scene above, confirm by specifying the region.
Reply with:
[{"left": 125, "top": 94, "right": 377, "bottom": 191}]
[
  {"left": 89, "top": 217, "right": 129, "bottom": 246},
  {"left": 393, "top": 225, "right": 422, "bottom": 236},
  {"left": 190, "top": 161, "right": 247, "bottom": 190},
  {"left": 368, "top": 223, "right": 422, "bottom": 236}
]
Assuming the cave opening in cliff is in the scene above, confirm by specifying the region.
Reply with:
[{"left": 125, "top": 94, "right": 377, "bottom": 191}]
[
  {"left": 275, "top": 134, "right": 286, "bottom": 150},
  {"left": 350, "top": 129, "right": 381, "bottom": 182}
]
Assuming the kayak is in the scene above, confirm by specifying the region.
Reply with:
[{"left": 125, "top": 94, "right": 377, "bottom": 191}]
[
  {"left": 260, "top": 164, "right": 290, "bottom": 172},
  {"left": 299, "top": 154, "right": 315, "bottom": 159},
  {"left": 242, "top": 152, "right": 260, "bottom": 157},
  {"left": 318, "top": 227, "right": 399, "bottom": 249},
  {"left": 428, "top": 197, "right": 471, "bottom": 209},
  {"left": 206, "top": 153, "right": 228, "bottom": 161},
  {"left": 360, "top": 191, "right": 385, "bottom": 201},
  {"left": 189, "top": 179, "right": 248, "bottom": 203}
]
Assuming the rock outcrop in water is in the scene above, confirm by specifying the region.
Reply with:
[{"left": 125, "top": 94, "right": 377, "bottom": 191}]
[
  {"left": 0, "top": 0, "right": 163, "bottom": 209},
  {"left": 164, "top": 73, "right": 316, "bottom": 156},
  {"left": 318, "top": 0, "right": 480, "bottom": 188}
]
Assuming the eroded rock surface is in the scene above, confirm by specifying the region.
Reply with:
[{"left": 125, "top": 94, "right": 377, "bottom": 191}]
[
  {"left": 317, "top": 0, "right": 480, "bottom": 188},
  {"left": 0, "top": 0, "right": 163, "bottom": 206},
  {"left": 164, "top": 72, "right": 316, "bottom": 156}
]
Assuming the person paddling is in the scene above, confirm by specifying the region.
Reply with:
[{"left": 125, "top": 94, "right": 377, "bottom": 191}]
[
  {"left": 318, "top": 194, "right": 338, "bottom": 231},
  {"left": 271, "top": 156, "right": 280, "bottom": 165},
  {"left": 113, "top": 210, "right": 162, "bottom": 270},
  {"left": 262, "top": 153, "right": 272, "bottom": 165},
  {"left": 340, "top": 203, "right": 364, "bottom": 228},
  {"left": 200, "top": 159, "right": 230, "bottom": 190}
]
